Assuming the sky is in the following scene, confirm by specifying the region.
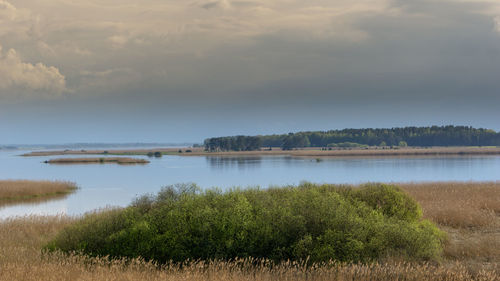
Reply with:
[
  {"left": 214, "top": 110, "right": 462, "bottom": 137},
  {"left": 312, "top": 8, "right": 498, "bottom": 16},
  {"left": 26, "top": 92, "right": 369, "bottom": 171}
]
[{"left": 1, "top": 0, "right": 500, "bottom": 144}]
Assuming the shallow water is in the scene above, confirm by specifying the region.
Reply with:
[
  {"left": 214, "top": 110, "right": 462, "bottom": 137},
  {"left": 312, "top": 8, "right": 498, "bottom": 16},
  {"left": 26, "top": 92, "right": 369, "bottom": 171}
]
[{"left": 1, "top": 149, "right": 499, "bottom": 218}]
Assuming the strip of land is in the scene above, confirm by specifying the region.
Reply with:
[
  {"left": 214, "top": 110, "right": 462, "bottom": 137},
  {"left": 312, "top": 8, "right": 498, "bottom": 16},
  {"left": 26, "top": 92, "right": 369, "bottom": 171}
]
[
  {"left": 45, "top": 157, "right": 149, "bottom": 165},
  {"left": 0, "top": 182, "right": 498, "bottom": 280},
  {"left": 22, "top": 146, "right": 500, "bottom": 158},
  {"left": 0, "top": 180, "right": 77, "bottom": 206}
]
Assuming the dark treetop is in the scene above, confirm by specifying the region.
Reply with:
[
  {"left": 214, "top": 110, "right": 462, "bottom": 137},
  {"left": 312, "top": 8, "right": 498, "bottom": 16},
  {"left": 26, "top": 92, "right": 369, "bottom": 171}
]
[{"left": 204, "top": 126, "right": 500, "bottom": 151}]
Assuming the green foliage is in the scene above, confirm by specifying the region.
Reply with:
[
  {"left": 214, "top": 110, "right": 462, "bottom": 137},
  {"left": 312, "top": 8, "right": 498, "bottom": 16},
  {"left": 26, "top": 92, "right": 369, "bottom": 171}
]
[
  {"left": 46, "top": 183, "right": 445, "bottom": 264},
  {"left": 346, "top": 183, "right": 422, "bottom": 222},
  {"left": 205, "top": 136, "right": 261, "bottom": 152},
  {"left": 282, "top": 133, "right": 310, "bottom": 150},
  {"left": 204, "top": 126, "right": 500, "bottom": 151},
  {"left": 327, "top": 142, "right": 368, "bottom": 148}
]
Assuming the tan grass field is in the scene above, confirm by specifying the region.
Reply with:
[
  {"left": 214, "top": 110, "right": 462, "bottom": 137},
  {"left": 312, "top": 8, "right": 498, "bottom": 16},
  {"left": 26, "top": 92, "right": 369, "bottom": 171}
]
[
  {"left": 0, "top": 182, "right": 498, "bottom": 280},
  {"left": 45, "top": 157, "right": 149, "bottom": 165},
  {"left": 0, "top": 180, "right": 77, "bottom": 206}
]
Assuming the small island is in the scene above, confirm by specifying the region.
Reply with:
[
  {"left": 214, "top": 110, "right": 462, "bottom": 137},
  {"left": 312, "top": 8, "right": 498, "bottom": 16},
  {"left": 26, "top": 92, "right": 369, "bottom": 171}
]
[{"left": 44, "top": 157, "right": 150, "bottom": 165}]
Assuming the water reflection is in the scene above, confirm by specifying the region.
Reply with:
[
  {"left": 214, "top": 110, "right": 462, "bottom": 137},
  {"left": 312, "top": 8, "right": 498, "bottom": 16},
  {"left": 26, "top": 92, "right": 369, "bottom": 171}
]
[
  {"left": 0, "top": 192, "right": 73, "bottom": 209},
  {"left": 207, "top": 156, "right": 263, "bottom": 170},
  {"left": 0, "top": 197, "right": 69, "bottom": 218}
]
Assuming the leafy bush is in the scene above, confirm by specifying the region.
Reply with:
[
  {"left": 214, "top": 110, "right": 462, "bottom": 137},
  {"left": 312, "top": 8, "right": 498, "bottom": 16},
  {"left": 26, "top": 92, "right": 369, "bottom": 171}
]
[{"left": 46, "top": 183, "right": 445, "bottom": 264}]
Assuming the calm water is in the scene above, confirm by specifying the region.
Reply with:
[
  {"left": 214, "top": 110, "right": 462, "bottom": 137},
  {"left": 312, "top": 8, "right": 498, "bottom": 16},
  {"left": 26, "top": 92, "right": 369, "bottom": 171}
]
[{"left": 1, "top": 149, "right": 499, "bottom": 218}]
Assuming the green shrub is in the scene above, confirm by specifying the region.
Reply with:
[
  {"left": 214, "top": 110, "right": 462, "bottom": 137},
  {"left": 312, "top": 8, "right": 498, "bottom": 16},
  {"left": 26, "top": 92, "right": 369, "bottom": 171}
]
[
  {"left": 46, "top": 183, "right": 445, "bottom": 264},
  {"left": 349, "top": 183, "right": 422, "bottom": 222},
  {"left": 399, "top": 141, "right": 408, "bottom": 147}
]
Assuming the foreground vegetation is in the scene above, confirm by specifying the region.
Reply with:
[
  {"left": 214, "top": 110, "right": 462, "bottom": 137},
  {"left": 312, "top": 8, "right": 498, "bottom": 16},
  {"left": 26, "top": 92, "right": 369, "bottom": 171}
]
[
  {"left": 0, "top": 182, "right": 498, "bottom": 280},
  {"left": 204, "top": 125, "right": 500, "bottom": 151},
  {"left": 46, "top": 183, "right": 445, "bottom": 263},
  {"left": 0, "top": 180, "right": 77, "bottom": 206}
]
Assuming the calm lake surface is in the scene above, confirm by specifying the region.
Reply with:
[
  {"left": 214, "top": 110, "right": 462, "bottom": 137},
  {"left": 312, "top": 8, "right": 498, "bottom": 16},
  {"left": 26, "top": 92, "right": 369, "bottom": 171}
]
[{"left": 1, "top": 149, "right": 499, "bottom": 218}]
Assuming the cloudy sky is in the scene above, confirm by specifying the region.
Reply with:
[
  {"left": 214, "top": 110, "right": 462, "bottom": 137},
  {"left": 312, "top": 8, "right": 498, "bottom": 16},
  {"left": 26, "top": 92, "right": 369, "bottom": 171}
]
[{"left": 1, "top": 0, "right": 500, "bottom": 143}]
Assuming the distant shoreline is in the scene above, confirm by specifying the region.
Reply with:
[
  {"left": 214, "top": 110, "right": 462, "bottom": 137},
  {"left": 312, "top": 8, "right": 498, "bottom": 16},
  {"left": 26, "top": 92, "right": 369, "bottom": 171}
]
[
  {"left": 44, "top": 157, "right": 150, "bottom": 165},
  {"left": 22, "top": 146, "right": 500, "bottom": 158}
]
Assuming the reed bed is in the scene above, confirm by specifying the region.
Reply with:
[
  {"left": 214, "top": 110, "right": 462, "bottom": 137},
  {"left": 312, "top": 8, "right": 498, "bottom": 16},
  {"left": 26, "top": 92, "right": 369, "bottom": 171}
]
[
  {"left": 0, "top": 182, "right": 499, "bottom": 280},
  {"left": 401, "top": 182, "right": 500, "bottom": 228},
  {"left": 1, "top": 255, "right": 499, "bottom": 281},
  {"left": 0, "top": 180, "right": 77, "bottom": 205},
  {"left": 401, "top": 182, "right": 500, "bottom": 264}
]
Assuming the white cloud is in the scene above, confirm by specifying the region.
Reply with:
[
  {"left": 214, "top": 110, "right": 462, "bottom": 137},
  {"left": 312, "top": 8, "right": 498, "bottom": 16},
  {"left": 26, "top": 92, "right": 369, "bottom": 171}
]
[
  {"left": 0, "top": 0, "right": 31, "bottom": 37},
  {"left": 0, "top": 0, "right": 17, "bottom": 20},
  {"left": 0, "top": 44, "right": 67, "bottom": 97}
]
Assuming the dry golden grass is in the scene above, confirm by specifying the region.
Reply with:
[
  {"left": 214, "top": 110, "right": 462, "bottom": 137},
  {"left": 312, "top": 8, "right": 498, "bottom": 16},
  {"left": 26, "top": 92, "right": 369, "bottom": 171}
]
[
  {"left": 401, "top": 182, "right": 500, "bottom": 265},
  {"left": 0, "top": 182, "right": 499, "bottom": 280},
  {"left": 0, "top": 180, "right": 77, "bottom": 206},
  {"left": 401, "top": 182, "right": 500, "bottom": 228},
  {"left": 46, "top": 157, "right": 149, "bottom": 165}
]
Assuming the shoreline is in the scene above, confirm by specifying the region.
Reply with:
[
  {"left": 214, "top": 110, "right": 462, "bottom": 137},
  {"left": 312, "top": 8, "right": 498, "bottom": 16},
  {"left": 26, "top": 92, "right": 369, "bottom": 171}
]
[{"left": 22, "top": 146, "right": 500, "bottom": 158}]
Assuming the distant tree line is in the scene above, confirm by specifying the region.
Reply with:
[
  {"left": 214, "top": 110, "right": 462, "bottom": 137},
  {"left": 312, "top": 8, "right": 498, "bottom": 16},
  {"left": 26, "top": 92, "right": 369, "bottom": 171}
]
[
  {"left": 204, "top": 126, "right": 500, "bottom": 151},
  {"left": 204, "top": 136, "right": 261, "bottom": 152}
]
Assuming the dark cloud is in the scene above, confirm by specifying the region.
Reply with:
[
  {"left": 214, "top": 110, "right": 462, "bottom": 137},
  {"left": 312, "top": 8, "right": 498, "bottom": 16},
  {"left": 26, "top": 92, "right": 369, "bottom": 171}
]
[{"left": 1, "top": 0, "right": 500, "bottom": 142}]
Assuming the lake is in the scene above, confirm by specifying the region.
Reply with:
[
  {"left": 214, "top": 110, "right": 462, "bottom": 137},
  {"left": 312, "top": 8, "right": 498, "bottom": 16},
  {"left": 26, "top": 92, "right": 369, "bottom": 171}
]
[{"left": 1, "top": 149, "right": 499, "bottom": 218}]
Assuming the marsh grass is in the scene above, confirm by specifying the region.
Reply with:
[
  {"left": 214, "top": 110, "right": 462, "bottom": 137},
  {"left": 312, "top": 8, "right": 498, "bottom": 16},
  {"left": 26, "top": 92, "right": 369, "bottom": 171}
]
[
  {"left": 0, "top": 180, "right": 77, "bottom": 206},
  {"left": 401, "top": 182, "right": 500, "bottom": 264},
  {"left": 0, "top": 182, "right": 499, "bottom": 280},
  {"left": 401, "top": 182, "right": 500, "bottom": 228}
]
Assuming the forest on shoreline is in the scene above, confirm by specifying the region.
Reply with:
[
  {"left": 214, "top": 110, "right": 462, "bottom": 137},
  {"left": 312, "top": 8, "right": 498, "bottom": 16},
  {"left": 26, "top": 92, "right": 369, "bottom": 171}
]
[{"left": 204, "top": 126, "right": 500, "bottom": 151}]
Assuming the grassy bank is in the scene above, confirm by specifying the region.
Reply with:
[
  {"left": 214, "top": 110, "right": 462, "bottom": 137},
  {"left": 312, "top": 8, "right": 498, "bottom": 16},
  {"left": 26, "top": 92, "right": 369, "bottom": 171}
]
[
  {"left": 0, "top": 182, "right": 498, "bottom": 280},
  {"left": 45, "top": 157, "right": 149, "bottom": 165},
  {"left": 0, "top": 180, "right": 77, "bottom": 206}
]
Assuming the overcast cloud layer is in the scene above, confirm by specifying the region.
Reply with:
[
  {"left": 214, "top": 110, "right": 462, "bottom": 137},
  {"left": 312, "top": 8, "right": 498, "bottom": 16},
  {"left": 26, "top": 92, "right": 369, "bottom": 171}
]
[{"left": 1, "top": 0, "right": 500, "bottom": 143}]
